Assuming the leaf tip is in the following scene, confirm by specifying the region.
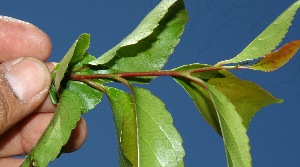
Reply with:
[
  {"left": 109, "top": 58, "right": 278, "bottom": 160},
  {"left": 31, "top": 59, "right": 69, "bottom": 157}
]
[{"left": 276, "top": 99, "right": 284, "bottom": 103}]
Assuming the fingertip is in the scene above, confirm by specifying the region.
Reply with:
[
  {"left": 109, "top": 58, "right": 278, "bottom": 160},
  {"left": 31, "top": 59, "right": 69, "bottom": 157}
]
[{"left": 0, "top": 16, "right": 52, "bottom": 62}]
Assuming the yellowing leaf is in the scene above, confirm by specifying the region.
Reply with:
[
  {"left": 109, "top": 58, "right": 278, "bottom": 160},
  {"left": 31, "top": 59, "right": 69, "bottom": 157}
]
[
  {"left": 208, "top": 70, "right": 283, "bottom": 129},
  {"left": 251, "top": 40, "right": 300, "bottom": 71},
  {"left": 174, "top": 65, "right": 282, "bottom": 133}
]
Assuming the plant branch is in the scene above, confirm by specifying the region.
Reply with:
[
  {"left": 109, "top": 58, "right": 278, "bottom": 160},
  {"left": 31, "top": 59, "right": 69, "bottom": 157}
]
[{"left": 69, "top": 66, "right": 227, "bottom": 81}]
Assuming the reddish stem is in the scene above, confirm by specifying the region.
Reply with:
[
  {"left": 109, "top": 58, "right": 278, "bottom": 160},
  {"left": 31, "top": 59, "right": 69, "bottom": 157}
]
[
  {"left": 70, "top": 66, "right": 224, "bottom": 81},
  {"left": 70, "top": 70, "right": 183, "bottom": 80}
]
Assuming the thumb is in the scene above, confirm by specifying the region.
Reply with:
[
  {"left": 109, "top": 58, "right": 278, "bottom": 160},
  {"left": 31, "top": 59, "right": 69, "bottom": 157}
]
[{"left": 0, "top": 57, "right": 51, "bottom": 135}]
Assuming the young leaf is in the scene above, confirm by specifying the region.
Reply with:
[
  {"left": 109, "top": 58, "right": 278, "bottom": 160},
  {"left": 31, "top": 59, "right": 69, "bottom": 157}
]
[
  {"left": 106, "top": 86, "right": 185, "bottom": 166},
  {"left": 205, "top": 83, "right": 251, "bottom": 167},
  {"left": 216, "top": 0, "right": 300, "bottom": 66},
  {"left": 89, "top": 0, "right": 188, "bottom": 74},
  {"left": 251, "top": 40, "right": 300, "bottom": 72},
  {"left": 207, "top": 70, "right": 282, "bottom": 129},
  {"left": 72, "top": 53, "right": 97, "bottom": 74},
  {"left": 21, "top": 90, "right": 83, "bottom": 167},
  {"left": 55, "top": 33, "right": 90, "bottom": 92}
]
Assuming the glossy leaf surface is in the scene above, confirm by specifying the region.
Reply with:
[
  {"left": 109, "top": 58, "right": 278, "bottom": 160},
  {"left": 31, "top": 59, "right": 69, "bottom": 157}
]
[
  {"left": 65, "top": 81, "right": 102, "bottom": 114},
  {"left": 89, "top": 0, "right": 180, "bottom": 65},
  {"left": 89, "top": 0, "right": 188, "bottom": 74},
  {"left": 107, "top": 86, "right": 185, "bottom": 166},
  {"left": 133, "top": 87, "right": 185, "bottom": 166}
]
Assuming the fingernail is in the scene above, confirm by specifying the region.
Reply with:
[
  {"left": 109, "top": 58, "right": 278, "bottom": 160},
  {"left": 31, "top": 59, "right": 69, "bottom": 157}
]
[{"left": 5, "top": 58, "right": 49, "bottom": 101}]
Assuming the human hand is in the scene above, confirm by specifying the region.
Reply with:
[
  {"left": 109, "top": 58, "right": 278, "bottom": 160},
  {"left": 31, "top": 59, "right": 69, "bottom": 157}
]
[{"left": 0, "top": 16, "right": 87, "bottom": 166}]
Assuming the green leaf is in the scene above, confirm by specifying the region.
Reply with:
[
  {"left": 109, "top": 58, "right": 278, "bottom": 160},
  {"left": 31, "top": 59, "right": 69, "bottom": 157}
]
[
  {"left": 106, "top": 86, "right": 185, "bottom": 166},
  {"left": 133, "top": 87, "right": 185, "bottom": 167},
  {"left": 65, "top": 81, "right": 103, "bottom": 114},
  {"left": 205, "top": 83, "right": 251, "bottom": 167},
  {"left": 71, "top": 34, "right": 91, "bottom": 63},
  {"left": 251, "top": 40, "right": 300, "bottom": 72},
  {"left": 21, "top": 90, "right": 83, "bottom": 167},
  {"left": 49, "top": 83, "right": 59, "bottom": 104},
  {"left": 174, "top": 68, "right": 252, "bottom": 166},
  {"left": 173, "top": 64, "right": 224, "bottom": 135},
  {"left": 174, "top": 77, "right": 222, "bottom": 134},
  {"left": 23, "top": 33, "right": 97, "bottom": 166},
  {"left": 55, "top": 33, "right": 90, "bottom": 92},
  {"left": 207, "top": 70, "right": 283, "bottom": 129},
  {"left": 89, "top": 0, "right": 188, "bottom": 74},
  {"left": 72, "top": 53, "right": 96, "bottom": 74},
  {"left": 174, "top": 64, "right": 282, "bottom": 132},
  {"left": 106, "top": 87, "right": 137, "bottom": 167},
  {"left": 21, "top": 80, "right": 102, "bottom": 167},
  {"left": 216, "top": 0, "right": 300, "bottom": 66}
]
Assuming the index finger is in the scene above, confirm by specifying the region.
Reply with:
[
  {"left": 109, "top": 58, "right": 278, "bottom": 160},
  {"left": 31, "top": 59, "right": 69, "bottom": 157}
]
[{"left": 0, "top": 16, "right": 52, "bottom": 62}]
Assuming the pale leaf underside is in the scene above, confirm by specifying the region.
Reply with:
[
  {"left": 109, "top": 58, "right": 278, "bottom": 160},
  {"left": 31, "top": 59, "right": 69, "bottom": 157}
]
[{"left": 106, "top": 86, "right": 185, "bottom": 167}]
